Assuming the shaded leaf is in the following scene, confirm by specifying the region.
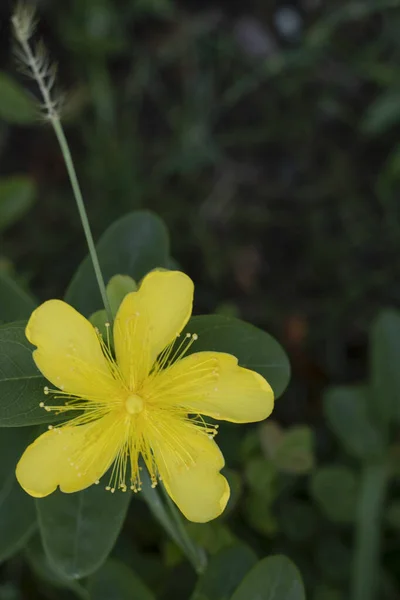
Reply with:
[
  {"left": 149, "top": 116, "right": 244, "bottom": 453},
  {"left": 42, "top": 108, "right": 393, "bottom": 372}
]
[
  {"left": 244, "top": 493, "right": 279, "bottom": 538},
  {"left": 0, "top": 271, "right": 36, "bottom": 323},
  {"left": 184, "top": 315, "right": 290, "bottom": 399},
  {"left": 324, "top": 386, "right": 385, "bottom": 459},
  {"left": 186, "top": 522, "right": 237, "bottom": 557},
  {"left": 36, "top": 485, "right": 131, "bottom": 579},
  {"left": 0, "top": 176, "right": 36, "bottom": 231},
  {"left": 26, "top": 535, "right": 89, "bottom": 600},
  {"left": 65, "top": 211, "right": 170, "bottom": 316},
  {"left": 273, "top": 426, "right": 314, "bottom": 474},
  {"left": 0, "top": 426, "right": 36, "bottom": 563},
  {"left": 88, "top": 559, "right": 155, "bottom": 600},
  {"left": 310, "top": 466, "right": 358, "bottom": 523},
  {"left": 191, "top": 545, "right": 257, "bottom": 600},
  {"left": 245, "top": 457, "right": 276, "bottom": 500},
  {"left": 0, "top": 322, "right": 53, "bottom": 427},
  {"left": 362, "top": 90, "right": 400, "bottom": 135},
  {"left": 231, "top": 554, "right": 306, "bottom": 600}
]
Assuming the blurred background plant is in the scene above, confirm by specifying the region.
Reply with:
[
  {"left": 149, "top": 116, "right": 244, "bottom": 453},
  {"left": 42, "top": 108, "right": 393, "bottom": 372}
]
[{"left": 2, "top": 0, "right": 400, "bottom": 598}]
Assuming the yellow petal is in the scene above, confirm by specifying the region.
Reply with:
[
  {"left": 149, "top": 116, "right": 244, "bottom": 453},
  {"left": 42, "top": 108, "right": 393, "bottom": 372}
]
[
  {"left": 114, "top": 270, "right": 194, "bottom": 387},
  {"left": 26, "top": 300, "right": 122, "bottom": 400},
  {"left": 147, "top": 415, "right": 229, "bottom": 522},
  {"left": 144, "top": 351, "right": 274, "bottom": 423},
  {"left": 16, "top": 414, "right": 127, "bottom": 497}
]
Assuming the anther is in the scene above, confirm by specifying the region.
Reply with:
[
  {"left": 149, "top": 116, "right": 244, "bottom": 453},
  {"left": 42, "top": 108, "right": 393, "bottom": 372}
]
[
  {"left": 44, "top": 386, "right": 49, "bottom": 395},
  {"left": 192, "top": 333, "right": 198, "bottom": 340},
  {"left": 48, "top": 425, "right": 53, "bottom": 430},
  {"left": 39, "top": 402, "right": 45, "bottom": 408},
  {"left": 105, "top": 322, "right": 110, "bottom": 328}
]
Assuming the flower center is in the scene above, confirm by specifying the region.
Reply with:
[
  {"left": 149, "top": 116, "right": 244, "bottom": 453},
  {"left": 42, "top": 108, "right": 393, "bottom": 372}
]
[{"left": 125, "top": 394, "right": 144, "bottom": 415}]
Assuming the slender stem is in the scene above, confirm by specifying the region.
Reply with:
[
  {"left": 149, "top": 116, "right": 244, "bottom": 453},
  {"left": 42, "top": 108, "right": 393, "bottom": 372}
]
[
  {"left": 161, "top": 484, "right": 207, "bottom": 575},
  {"left": 140, "top": 466, "right": 206, "bottom": 574},
  {"left": 19, "top": 36, "right": 113, "bottom": 323},
  {"left": 351, "top": 461, "right": 389, "bottom": 600},
  {"left": 51, "top": 119, "right": 113, "bottom": 323}
]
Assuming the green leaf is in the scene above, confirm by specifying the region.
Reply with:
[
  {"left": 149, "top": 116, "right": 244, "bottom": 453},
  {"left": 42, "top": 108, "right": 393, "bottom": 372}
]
[
  {"left": 0, "top": 176, "right": 36, "bottom": 231},
  {"left": 0, "top": 426, "right": 36, "bottom": 563},
  {"left": 370, "top": 309, "right": 400, "bottom": 427},
  {"left": 190, "top": 545, "right": 257, "bottom": 600},
  {"left": 186, "top": 522, "right": 237, "bottom": 556},
  {"left": 26, "top": 535, "right": 89, "bottom": 600},
  {"left": 0, "top": 322, "right": 53, "bottom": 427},
  {"left": 259, "top": 421, "right": 314, "bottom": 474},
  {"left": 0, "top": 72, "right": 38, "bottom": 124},
  {"left": 245, "top": 458, "right": 276, "bottom": 499},
  {"left": 244, "top": 494, "right": 279, "bottom": 538},
  {"left": 106, "top": 275, "right": 137, "bottom": 317},
  {"left": 230, "top": 555, "right": 306, "bottom": 600},
  {"left": 324, "top": 386, "right": 385, "bottom": 459},
  {"left": 36, "top": 485, "right": 131, "bottom": 579},
  {"left": 88, "top": 559, "right": 155, "bottom": 600},
  {"left": 273, "top": 426, "right": 314, "bottom": 474},
  {"left": 65, "top": 211, "right": 170, "bottom": 316},
  {"left": 0, "top": 271, "right": 37, "bottom": 322},
  {"left": 362, "top": 89, "right": 400, "bottom": 135},
  {"left": 184, "top": 315, "right": 290, "bottom": 399},
  {"left": 310, "top": 466, "right": 358, "bottom": 523}
]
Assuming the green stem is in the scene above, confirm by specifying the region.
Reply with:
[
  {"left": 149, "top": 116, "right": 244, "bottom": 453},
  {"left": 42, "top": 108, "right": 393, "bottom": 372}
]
[
  {"left": 161, "top": 484, "right": 207, "bottom": 575},
  {"left": 51, "top": 119, "right": 113, "bottom": 323},
  {"left": 351, "top": 461, "right": 389, "bottom": 600},
  {"left": 19, "top": 36, "right": 113, "bottom": 323},
  {"left": 140, "top": 467, "right": 206, "bottom": 574}
]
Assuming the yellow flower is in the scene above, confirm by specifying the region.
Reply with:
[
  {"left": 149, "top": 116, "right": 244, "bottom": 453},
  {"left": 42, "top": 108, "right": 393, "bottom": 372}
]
[{"left": 16, "top": 270, "right": 273, "bottom": 522}]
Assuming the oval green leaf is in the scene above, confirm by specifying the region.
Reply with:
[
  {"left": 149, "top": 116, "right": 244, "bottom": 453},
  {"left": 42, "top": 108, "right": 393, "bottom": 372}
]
[
  {"left": 0, "top": 426, "right": 36, "bottom": 563},
  {"left": 310, "top": 466, "right": 358, "bottom": 523},
  {"left": 191, "top": 544, "right": 257, "bottom": 600},
  {"left": 0, "top": 176, "right": 36, "bottom": 231},
  {"left": 65, "top": 211, "right": 170, "bottom": 316},
  {"left": 26, "top": 535, "right": 89, "bottom": 600},
  {"left": 324, "top": 386, "right": 385, "bottom": 459},
  {"left": 184, "top": 315, "right": 290, "bottom": 398},
  {"left": 0, "top": 271, "right": 37, "bottom": 323},
  {"left": 0, "top": 322, "right": 55, "bottom": 427},
  {"left": 0, "top": 72, "right": 38, "bottom": 124},
  {"left": 230, "top": 555, "right": 306, "bottom": 600},
  {"left": 36, "top": 485, "right": 131, "bottom": 579},
  {"left": 88, "top": 559, "right": 155, "bottom": 600}
]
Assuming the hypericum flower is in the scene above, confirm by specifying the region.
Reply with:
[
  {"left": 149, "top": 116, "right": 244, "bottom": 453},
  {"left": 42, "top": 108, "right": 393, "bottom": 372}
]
[{"left": 16, "top": 270, "right": 273, "bottom": 522}]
